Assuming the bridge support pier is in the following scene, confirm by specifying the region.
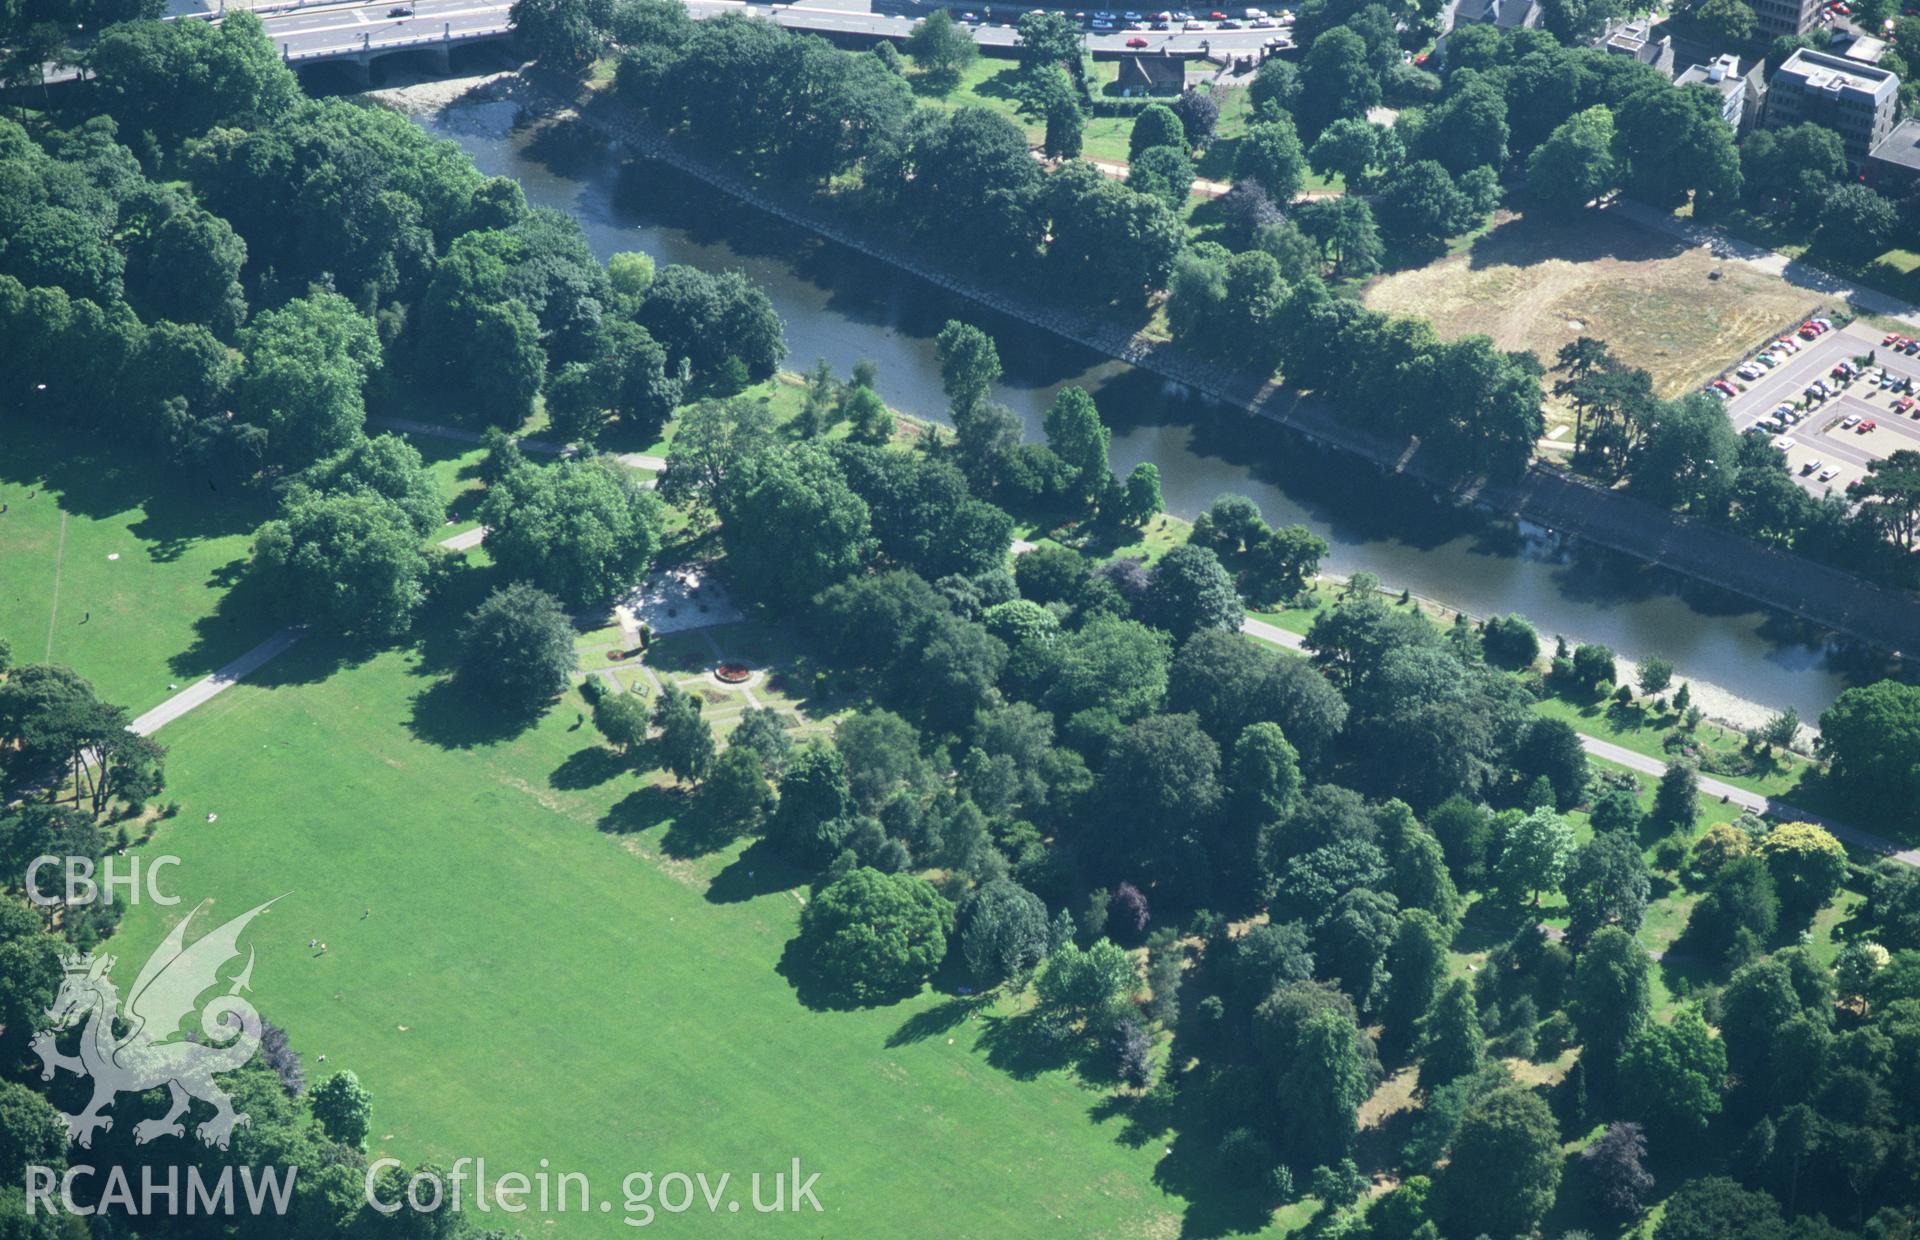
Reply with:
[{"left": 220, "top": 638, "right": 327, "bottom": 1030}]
[
  {"left": 345, "top": 53, "right": 372, "bottom": 88},
  {"left": 432, "top": 41, "right": 452, "bottom": 75}
]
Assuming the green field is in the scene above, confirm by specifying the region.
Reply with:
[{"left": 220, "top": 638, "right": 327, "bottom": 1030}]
[
  {"left": 105, "top": 563, "right": 1262, "bottom": 1237},
  {"left": 0, "top": 423, "right": 274, "bottom": 712}
]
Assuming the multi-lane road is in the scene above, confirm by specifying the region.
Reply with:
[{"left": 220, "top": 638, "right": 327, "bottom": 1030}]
[{"left": 208, "top": 0, "right": 1287, "bottom": 66}]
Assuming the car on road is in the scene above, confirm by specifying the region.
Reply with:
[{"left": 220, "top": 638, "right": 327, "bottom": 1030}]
[
  {"left": 1127, "top": 34, "right": 1150, "bottom": 43},
  {"left": 387, "top": 5, "right": 412, "bottom": 14}
]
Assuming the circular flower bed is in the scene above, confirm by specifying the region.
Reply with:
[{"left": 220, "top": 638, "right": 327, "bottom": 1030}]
[{"left": 715, "top": 662, "right": 753, "bottom": 684}]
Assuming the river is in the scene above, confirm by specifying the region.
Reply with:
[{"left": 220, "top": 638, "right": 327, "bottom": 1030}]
[{"left": 384, "top": 73, "right": 1877, "bottom": 725}]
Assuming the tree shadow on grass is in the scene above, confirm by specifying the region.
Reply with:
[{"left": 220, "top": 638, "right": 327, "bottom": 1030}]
[
  {"left": 658, "top": 795, "right": 748, "bottom": 860},
  {"left": 885, "top": 993, "right": 992, "bottom": 1049},
  {"left": 706, "top": 838, "right": 808, "bottom": 904},
  {"left": 1089, "top": 1082, "right": 1178, "bottom": 1150},
  {"left": 551, "top": 744, "right": 629, "bottom": 791},
  {"left": 1150, "top": 1128, "right": 1281, "bottom": 1240},
  {"left": 407, "top": 676, "right": 541, "bottom": 749},
  {"left": 597, "top": 784, "right": 680, "bottom": 835},
  {"left": 973, "top": 1009, "right": 1085, "bottom": 1082}
]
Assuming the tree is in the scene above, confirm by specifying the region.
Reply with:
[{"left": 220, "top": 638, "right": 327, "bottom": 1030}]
[
  {"left": 1572, "top": 925, "right": 1652, "bottom": 1068},
  {"left": 456, "top": 583, "right": 578, "bottom": 712},
  {"left": 1295, "top": 195, "right": 1384, "bottom": 278},
  {"left": 1816, "top": 184, "right": 1898, "bottom": 264},
  {"left": 310, "top": 1071, "right": 373, "bottom": 1149},
  {"left": 904, "top": 9, "right": 976, "bottom": 84},
  {"left": 1233, "top": 116, "right": 1308, "bottom": 201},
  {"left": 1314, "top": 887, "right": 1400, "bottom": 1014},
  {"left": 957, "top": 879, "right": 1051, "bottom": 986},
  {"left": 1652, "top": 758, "right": 1699, "bottom": 829},
  {"left": 251, "top": 492, "right": 431, "bottom": 638},
  {"left": 1171, "top": 89, "right": 1220, "bottom": 148},
  {"left": 301, "top": 435, "right": 446, "bottom": 538},
  {"left": 1695, "top": 0, "right": 1756, "bottom": 42},
  {"left": 1420, "top": 978, "right": 1485, "bottom": 1090},
  {"left": 1818, "top": 680, "right": 1920, "bottom": 817},
  {"left": 1719, "top": 957, "right": 1804, "bottom": 1083},
  {"left": 1127, "top": 143, "right": 1195, "bottom": 212},
  {"left": 509, "top": 0, "right": 609, "bottom": 67},
  {"left": 1480, "top": 614, "right": 1539, "bottom": 670},
  {"left": 1247, "top": 55, "right": 1301, "bottom": 114},
  {"left": 1654, "top": 1176, "right": 1789, "bottom": 1240},
  {"left": 651, "top": 683, "right": 714, "bottom": 785},
  {"left": 795, "top": 868, "right": 954, "bottom": 1003},
  {"left": 1129, "top": 103, "right": 1186, "bottom": 158},
  {"left": 1580, "top": 1122, "right": 1655, "bottom": 1219},
  {"left": 1571, "top": 642, "right": 1617, "bottom": 689},
  {"left": 1295, "top": 28, "right": 1379, "bottom": 139},
  {"left": 481, "top": 454, "right": 664, "bottom": 609},
  {"left": 593, "top": 690, "right": 650, "bottom": 756},
  {"left": 1374, "top": 159, "right": 1478, "bottom": 252},
  {"left": 1144, "top": 544, "right": 1244, "bottom": 641},
  {"left": 124, "top": 202, "right": 248, "bottom": 335},
  {"left": 1495, "top": 808, "right": 1575, "bottom": 907},
  {"left": 1042, "top": 386, "right": 1111, "bottom": 504},
  {"left": 1015, "top": 8, "right": 1082, "bottom": 71},
  {"left": 1637, "top": 655, "right": 1674, "bottom": 697},
  {"left": 1436, "top": 1086, "right": 1562, "bottom": 1238},
  {"left": 1035, "top": 939, "right": 1139, "bottom": 1025},
  {"left": 1416, "top": 77, "right": 1508, "bottom": 177},
  {"left": 1383, "top": 909, "right": 1449, "bottom": 1048},
  {"left": 1565, "top": 831, "right": 1651, "bottom": 941},
  {"left": 768, "top": 742, "right": 855, "bottom": 865},
  {"left": 1119, "top": 463, "right": 1163, "bottom": 527},
  {"left": 88, "top": 13, "right": 297, "bottom": 145},
  {"left": 1755, "top": 821, "right": 1848, "bottom": 920},
  {"left": 1276, "top": 1004, "right": 1375, "bottom": 1162},
  {"left": 701, "top": 745, "right": 773, "bottom": 835},
  {"left": 1515, "top": 717, "right": 1588, "bottom": 811},
  {"left": 235, "top": 291, "right": 379, "bottom": 466},
  {"left": 1613, "top": 83, "right": 1741, "bottom": 211},
  {"left": 1618, "top": 1007, "right": 1725, "bottom": 1143},
  {"left": 1093, "top": 713, "right": 1222, "bottom": 886},
  {"left": 934, "top": 319, "right": 1002, "bottom": 420},
  {"left": 718, "top": 445, "right": 874, "bottom": 609},
  {"left": 1741, "top": 122, "right": 1846, "bottom": 220}
]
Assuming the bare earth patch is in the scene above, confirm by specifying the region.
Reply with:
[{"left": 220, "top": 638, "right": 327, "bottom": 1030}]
[{"left": 1364, "top": 209, "right": 1822, "bottom": 398}]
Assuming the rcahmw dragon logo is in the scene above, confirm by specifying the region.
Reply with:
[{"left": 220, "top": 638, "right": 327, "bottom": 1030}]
[{"left": 32, "top": 897, "right": 281, "bottom": 1150}]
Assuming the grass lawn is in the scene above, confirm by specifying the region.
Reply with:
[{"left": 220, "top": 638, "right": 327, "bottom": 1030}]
[
  {"left": 105, "top": 560, "right": 1284, "bottom": 1237},
  {"left": 1529, "top": 694, "right": 1810, "bottom": 800},
  {"left": 0, "top": 420, "right": 280, "bottom": 712}
]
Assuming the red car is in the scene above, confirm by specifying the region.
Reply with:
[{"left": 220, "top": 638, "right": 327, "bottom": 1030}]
[
  {"left": 1208, "top": 8, "right": 1226, "bottom": 15},
  {"left": 1126, "top": 34, "right": 1149, "bottom": 44},
  {"left": 1859, "top": 420, "right": 1878, "bottom": 433}
]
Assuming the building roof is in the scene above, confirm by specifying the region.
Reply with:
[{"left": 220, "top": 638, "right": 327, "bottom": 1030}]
[
  {"left": 1870, "top": 118, "right": 1920, "bottom": 172},
  {"left": 1677, "top": 53, "right": 1745, "bottom": 99},
  {"left": 1844, "top": 35, "right": 1888, "bottom": 63},
  {"left": 1117, "top": 53, "right": 1186, "bottom": 89},
  {"left": 1774, "top": 47, "right": 1899, "bottom": 98}
]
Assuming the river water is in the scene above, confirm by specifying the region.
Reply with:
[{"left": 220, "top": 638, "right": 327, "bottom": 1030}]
[{"left": 392, "top": 77, "right": 1877, "bottom": 724}]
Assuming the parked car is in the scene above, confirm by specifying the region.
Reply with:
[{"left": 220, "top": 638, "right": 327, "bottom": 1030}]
[
  {"left": 1842, "top": 414, "right": 1862, "bottom": 428},
  {"left": 1802, "top": 458, "right": 1823, "bottom": 475},
  {"left": 1250, "top": 15, "right": 1276, "bottom": 23},
  {"left": 1819, "top": 466, "right": 1839, "bottom": 482},
  {"left": 1860, "top": 419, "right": 1878, "bottom": 432},
  {"left": 1184, "top": 17, "right": 1205, "bottom": 26},
  {"left": 1773, "top": 435, "right": 1797, "bottom": 451},
  {"left": 1218, "top": 17, "right": 1242, "bottom": 25},
  {"left": 1897, "top": 397, "right": 1917, "bottom": 414}
]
